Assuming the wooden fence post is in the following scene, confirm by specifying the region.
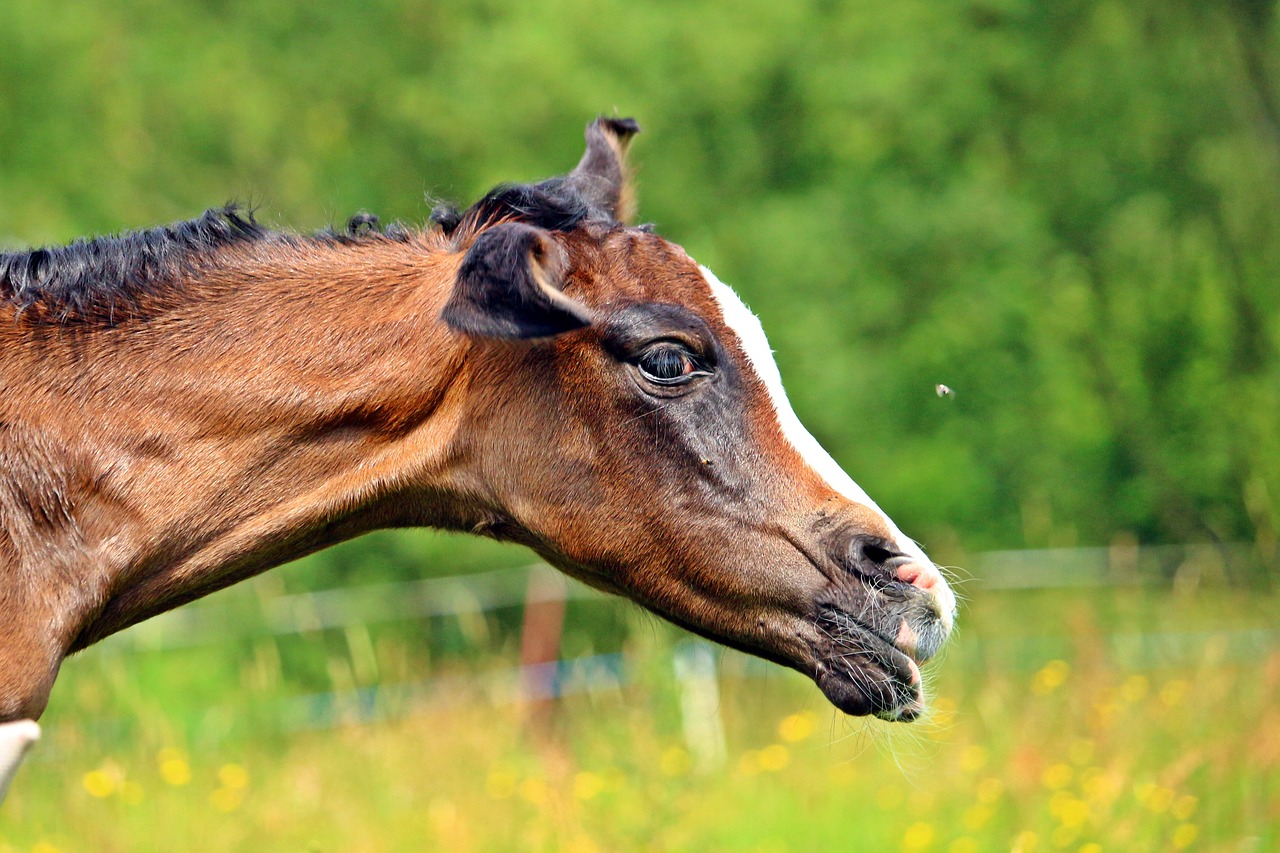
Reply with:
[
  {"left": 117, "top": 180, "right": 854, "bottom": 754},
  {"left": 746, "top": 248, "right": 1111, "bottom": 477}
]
[{"left": 518, "top": 567, "right": 567, "bottom": 730}]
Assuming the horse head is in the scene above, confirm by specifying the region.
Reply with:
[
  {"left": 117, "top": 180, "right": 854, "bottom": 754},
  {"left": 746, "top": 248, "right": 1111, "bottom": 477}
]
[{"left": 435, "top": 118, "right": 956, "bottom": 720}]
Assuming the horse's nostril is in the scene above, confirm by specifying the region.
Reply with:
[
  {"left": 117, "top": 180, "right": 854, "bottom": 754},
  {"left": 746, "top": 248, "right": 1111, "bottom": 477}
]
[
  {"left": 862, "top": 543, "right": 895, "bottom": 566},
  {"left": 848, "top": 536, "right": 909, "bottom": 580}
]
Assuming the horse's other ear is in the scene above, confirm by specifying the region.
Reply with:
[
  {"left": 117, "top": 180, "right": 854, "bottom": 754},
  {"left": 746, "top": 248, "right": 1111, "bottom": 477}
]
[
  {"left": 441, "top": 222, "right": 592, "bottom": 339},
  {"left": 565, "top": 117, "right": 640, "bottom": 223}
]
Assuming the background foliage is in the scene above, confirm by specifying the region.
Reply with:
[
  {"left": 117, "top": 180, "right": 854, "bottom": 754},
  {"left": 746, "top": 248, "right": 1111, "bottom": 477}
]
[{"left": 2, "top": 0, "right": 1277, "bottom": 559}]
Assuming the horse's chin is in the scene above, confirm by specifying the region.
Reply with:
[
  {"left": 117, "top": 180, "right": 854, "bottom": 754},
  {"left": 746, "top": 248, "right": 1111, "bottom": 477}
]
[{"left": 812, "top": 609, "right": 925, "bottom": 722}]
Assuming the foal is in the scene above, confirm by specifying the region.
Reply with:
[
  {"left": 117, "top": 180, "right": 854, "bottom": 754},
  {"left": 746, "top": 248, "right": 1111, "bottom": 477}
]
[{"left": 0, "top": 118, "right": 955, "bottom": 795}]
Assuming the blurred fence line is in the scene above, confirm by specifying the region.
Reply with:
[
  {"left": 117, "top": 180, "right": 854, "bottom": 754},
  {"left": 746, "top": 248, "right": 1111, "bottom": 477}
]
[
  {"left": 60, "top": 542, "right": 1279, "bottom": 742},
  {"left": 102, "top": 541, "right": 1273, "bottom": 653},
  {"left": 975, "top": 541, "right": 1270, "bottom": 590},
  {"left": 108, "top": 563, "right": 580, "bottom": 651}
]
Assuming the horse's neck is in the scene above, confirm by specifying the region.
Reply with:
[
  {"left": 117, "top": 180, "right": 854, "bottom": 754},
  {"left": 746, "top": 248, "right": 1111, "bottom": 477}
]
[{"left": 5, "top": 239, "right": 472, "bottom": 652}]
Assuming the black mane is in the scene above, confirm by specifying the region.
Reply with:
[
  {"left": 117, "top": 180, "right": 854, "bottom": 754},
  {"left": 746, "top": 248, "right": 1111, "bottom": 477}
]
[
  {"left": 0, "top": 205, "right": 409, "bottom": 325},
  {"left": 1, "top": 177, "right": 602, "bottom": 326},
  {"left": 0, "top": 206, "right": 269, "bottom": 324}
]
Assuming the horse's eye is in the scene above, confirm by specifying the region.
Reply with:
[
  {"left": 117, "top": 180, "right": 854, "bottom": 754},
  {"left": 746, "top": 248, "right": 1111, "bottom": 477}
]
[{"left": 636, "top": 343, "right": 703, "bottom": 385}]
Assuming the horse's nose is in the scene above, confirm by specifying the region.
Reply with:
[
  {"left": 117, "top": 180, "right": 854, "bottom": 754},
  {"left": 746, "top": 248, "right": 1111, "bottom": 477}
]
[
  {"left": 847, "top": 535, "right": 955, "bottom": 633},
  {"left": 847, "top": 535, "right": 914, "bottom": 581}
]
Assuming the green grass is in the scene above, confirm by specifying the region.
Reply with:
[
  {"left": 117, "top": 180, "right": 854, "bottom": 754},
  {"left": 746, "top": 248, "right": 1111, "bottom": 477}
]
[{"left": 4, "top": 582, "right": 1277, "bottom": 852}]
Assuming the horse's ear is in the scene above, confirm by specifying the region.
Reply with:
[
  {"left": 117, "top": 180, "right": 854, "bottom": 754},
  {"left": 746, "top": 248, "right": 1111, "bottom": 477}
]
[
  {"left": 564, "top": 117, "right": 640, "bottom": 223},
  {"left": 442, "top": 222, "right": 592, "bottom": 339}
]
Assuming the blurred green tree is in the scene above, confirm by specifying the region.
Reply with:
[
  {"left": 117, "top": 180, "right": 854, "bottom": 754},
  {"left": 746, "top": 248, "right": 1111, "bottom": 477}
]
[{"left": 0, "top": 0, "right": 1275, "bottom": 579}]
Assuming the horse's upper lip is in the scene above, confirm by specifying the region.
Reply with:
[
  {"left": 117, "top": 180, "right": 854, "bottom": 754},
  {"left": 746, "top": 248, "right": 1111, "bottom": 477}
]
[{"left": 820, "top": 604, "right": 920, "bottom": 662}]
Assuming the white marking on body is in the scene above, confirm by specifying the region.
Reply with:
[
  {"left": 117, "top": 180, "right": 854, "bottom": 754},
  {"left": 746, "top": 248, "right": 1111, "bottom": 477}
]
[
  {"left": 700, "top": 264, "right": 956, "bottom": 624},
  {"left": 0, "top": 720, "right": 40, "bottom": 804}
]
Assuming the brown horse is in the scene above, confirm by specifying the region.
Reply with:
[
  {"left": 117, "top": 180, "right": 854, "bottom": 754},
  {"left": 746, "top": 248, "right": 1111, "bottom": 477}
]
[{"left": 0, "top": 118, "right": 955, "bottom": 793}]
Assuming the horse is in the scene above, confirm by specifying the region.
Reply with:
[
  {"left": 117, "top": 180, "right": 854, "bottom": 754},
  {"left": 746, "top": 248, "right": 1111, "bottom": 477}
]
[{"left": 0, "top": 118, "right": 956, "bottom": 797}]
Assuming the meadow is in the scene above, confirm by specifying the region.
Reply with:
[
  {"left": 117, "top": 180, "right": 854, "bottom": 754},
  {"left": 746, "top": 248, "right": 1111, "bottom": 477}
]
[{"left": 3, "top": 541, "right": 1275, "bottom": 852}]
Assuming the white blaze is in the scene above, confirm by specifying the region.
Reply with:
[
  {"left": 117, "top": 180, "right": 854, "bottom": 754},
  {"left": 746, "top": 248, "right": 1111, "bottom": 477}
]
[{"left": 700, "top": 264, "right": 931, "bottom": 566}]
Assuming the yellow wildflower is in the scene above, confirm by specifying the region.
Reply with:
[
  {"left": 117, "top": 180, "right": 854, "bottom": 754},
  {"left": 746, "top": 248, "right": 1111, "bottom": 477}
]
[
  {"left": 573, "top": 771, "right": 603, "bottom": 801},
  {"left": 160, "top": 758, "right": 191, "bottom": 786},
  {"left": 156, "top": 747, "right": 185, "bottom": 765},
  {"left": 82, "top": 770, "right": 117, "bottom": 799},
  {"left": 1032, "top": 661, "right": 1071, "bottom": 695},
  {"left": 209, "top": 787, "right": 242, "bottom": 813},
  {"left": 902, "top": 822, "right": 935, "bottom": 852},
  {"left": 758, "top": 744, "right": 790, "bottom": 772},
  {"left": 960, "top": 745, "right": 988, "bottom": 773},
  {"left": 1139, "top": 785, "right": 1175, "bottom": 813},
  {"left": 519, "top": 777, "right": 548, "bottom": 806},
  {"left": 1171, "top": 794, "right": 1197, "bottom": 821},
  {"left": 1171, "top": 824, "right": 1198, "bottom": 849},
  {"left": 962, "top": 804, "right": 992, "bottom": 832},
  {"left": 1042, "top": 763, "right": 1073, "bottom": 790},
  {"left": 1082, "top": 769, "right": 1119, "bottom": 806},
  {"left": 218, "top": 763, "right": 248, "bottom": 789},
  {"left": 777, "top": 711, "right": 818, "bottom": 743},
  {"left": 157, "top": 749, "right": 191, "bottom": 786},
  {"left": 1052, "top": 795, "right": 1090, "bottom": 828},
  {"left": 1011, "top": 830, "right": 1039, "bottom": 853}
]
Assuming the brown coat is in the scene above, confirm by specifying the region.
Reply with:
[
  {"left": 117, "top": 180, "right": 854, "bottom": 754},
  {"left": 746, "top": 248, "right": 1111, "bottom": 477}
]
[{"left": 0, "top": 119, "right": 954, "bottom": 725}]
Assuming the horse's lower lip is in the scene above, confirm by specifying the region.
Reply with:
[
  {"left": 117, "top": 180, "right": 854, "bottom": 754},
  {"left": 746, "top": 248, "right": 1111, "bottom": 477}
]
[{"left": 813, "top": 608, "right": 925, "bottom": 721}]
